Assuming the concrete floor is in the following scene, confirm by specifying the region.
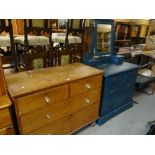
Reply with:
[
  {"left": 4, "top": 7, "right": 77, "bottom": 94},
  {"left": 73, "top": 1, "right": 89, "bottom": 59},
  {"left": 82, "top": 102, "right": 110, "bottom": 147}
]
[{"left": 77, "top": 88, "right": 155, "bottom": 135}]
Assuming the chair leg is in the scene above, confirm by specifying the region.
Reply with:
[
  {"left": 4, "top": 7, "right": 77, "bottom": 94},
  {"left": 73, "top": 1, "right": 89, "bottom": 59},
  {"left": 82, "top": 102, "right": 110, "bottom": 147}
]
[{"left": 152, "top": 83, "right": 155, "bottom": 95}]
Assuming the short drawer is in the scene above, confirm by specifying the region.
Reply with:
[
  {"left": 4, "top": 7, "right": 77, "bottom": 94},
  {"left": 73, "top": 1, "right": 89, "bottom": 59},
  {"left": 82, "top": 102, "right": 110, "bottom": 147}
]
[
  {"left": 69, "top": 88, "right": 101, "bottom": 113},
  {"left": 16, "top": 84, "right": 68, "bottom": 116},
  {"left": 29, "top": 115, "right": 72, "bottom": 135},
  {"left": 70, "top": 75, "right": 102, "bottom": 97},
  {"left": 0, "top": 109, "right": 11, "bottom": 129},
  {"left": 71, "top": 103, "right": 99, "bottom": 133},
  {"left": 20, "top": 100, "right": 70, "bottom": 134}
]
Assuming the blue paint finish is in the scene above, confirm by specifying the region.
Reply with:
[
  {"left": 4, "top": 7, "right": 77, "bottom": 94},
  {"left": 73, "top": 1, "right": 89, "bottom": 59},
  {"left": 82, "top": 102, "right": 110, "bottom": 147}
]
[
  {"left": 97, "top": 101, "right": 133, "bottom": 125},
  {"left": 96, "top": 63, "right": 138, "bottom": 124},
  {"left": 83, "top": 19, "right": 139, "bottom": 125}
]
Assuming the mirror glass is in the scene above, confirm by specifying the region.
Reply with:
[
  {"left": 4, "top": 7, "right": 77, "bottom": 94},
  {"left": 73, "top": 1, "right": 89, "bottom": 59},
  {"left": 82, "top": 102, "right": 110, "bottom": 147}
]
[{"left": 97, "top": 24, "right": 111, "bottom": 52}]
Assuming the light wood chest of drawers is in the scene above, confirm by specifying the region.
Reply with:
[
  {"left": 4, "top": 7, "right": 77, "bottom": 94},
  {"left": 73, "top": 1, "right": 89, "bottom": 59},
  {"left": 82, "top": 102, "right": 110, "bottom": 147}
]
[
  {"left": 6, "top": 63, "right": 103, "bottom": 134},
  {"left": 0, "top": 95, "right": 15, "bottom": 135}
]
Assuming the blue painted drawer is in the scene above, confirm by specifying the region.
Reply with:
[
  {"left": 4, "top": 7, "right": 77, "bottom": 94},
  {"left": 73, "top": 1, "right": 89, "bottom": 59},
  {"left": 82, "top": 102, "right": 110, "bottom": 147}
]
[
  {"left": 100, "top": 92, "right": 133, "bottom": 116},
  {"left": 104, "top": 74, "right": 125, "bottom": 91}
]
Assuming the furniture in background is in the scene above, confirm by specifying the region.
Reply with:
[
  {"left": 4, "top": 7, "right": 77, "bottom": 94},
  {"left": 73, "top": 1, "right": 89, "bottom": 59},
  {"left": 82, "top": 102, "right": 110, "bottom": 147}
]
[
  {"left": 135, "top": 34, "right": 155, "bottom": 95},
  {"left": 52, "top": 19, "right": 85, "bottom": 66},
  {"left": 14, "top": 19, "right": 53, "bottom": 70},
  {"left": 0, "top": 56, "right": 15, "bottom": 135},
  {"left": 12, "top": 19, "right": 59, "bottom": 35},
  {"left": 149, "top": 19, "right": 155, "bottom": 35},
  {"left": 135, "top": 50, "right": 155, "bottom": 95},
  {"left": 6, "top": 63, "right": 103, "bottom": 135},
  {"left": 114, "top": 20, "right": 132, "bottom": 52},
  {"left": 83, "top": 20, "right": 94, "bottom": 55},
  {"left": 131, "top": 19, "right": 150, "bottom": 44},
  {"left": 83, "top": 19, "right": 139, "bottom": 125},
  {"left": 0, "top": 19, "right": 18, "bottom": 72}
]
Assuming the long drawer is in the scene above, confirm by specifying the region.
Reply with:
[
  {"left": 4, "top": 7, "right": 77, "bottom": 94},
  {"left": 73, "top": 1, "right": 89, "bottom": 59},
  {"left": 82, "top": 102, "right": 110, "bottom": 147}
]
[
  {"left": 104, "top": 70, "right": 137, "bottom": 93},
  {"left": 0, "top": 109, "right": 11, "bottom": 129},
  {"left": 16, "top": 84, "right": 68, "bottom": 117},
  {"left": 100, "top": 91, "right": 133, "bottom": 115},
  {"left": 29, "top": 103, "right": 99, "bottom": 135},
  {"left": 20, "top": 100, "right": 70, "bottom": 134},
  {"left": 70, "top": 75, "right": 102, "bottom": 97},
  {"left": 29, "top": 115, "right": 72, "bottom": 135}
]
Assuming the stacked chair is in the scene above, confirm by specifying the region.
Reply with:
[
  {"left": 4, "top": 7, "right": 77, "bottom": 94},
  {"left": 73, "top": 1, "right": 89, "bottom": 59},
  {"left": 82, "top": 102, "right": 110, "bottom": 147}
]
[
  {"left": 52, "top": 19, "right": 85, "bottom": 66},
  {"left": 0, "top": 19, "right": 18, "bottom": 72},
  {"left": 14, "top": 19, "right": 53, "bottom": 71}
]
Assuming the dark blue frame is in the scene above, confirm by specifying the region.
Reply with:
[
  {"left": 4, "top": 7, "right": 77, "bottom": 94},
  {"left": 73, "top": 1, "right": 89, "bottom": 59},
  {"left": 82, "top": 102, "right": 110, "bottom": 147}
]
[{"left": 83, "top": 19, "right": 116, "bottom": 67}]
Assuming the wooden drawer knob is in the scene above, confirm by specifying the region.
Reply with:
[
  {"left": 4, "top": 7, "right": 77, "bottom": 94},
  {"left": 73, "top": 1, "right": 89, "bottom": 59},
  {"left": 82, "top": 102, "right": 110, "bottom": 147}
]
[
  {"left": 45, "top": 96, "right": 51, "bottom": 104},
  {"left": 46, "top": 114, "right": 51, "bottom": 119},
  {"left": 127, "top": 83, "right": 132, "bottom": 88},
  {"left": 85, "top": 83, "right": 91, "bottom": 90},
  {"left": 85, "top": 98, "right": 91, "bottom": 105},
  {"left": 110, "top": 90, "right": 117, "bottom": 96},
  {"left": 112, "top": 78, "right": 119, "bottom": 84}
]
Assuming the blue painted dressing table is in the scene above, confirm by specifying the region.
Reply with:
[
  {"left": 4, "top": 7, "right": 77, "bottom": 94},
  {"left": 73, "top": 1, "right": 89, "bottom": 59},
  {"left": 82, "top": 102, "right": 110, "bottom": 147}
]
[{"left": 83, "top": 19, "right": 139, "bottom": 125}]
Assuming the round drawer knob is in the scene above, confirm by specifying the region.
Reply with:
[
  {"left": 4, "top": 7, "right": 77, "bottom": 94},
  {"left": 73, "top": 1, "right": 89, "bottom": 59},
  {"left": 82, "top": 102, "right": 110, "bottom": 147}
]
[
  {"left": 112, "top": 78, "right": 119, "bottom": 84},
  {"left": 85, "top": 83, "right": 91, "bottom": 90},
  {"left": 46, "top": 114, "right": 51, "bottom": 119},
  {"left": 45, "top": 96, "right": 51, "bottom": 103},
  {"left": 110, "top": 90, "right": 116, "bottom": 96},
  {"left": 85, "top": 98, "right": 91, "bottom": 104},
  {"left": 127, "top": 83, "right": 131, "bottom": 87}
]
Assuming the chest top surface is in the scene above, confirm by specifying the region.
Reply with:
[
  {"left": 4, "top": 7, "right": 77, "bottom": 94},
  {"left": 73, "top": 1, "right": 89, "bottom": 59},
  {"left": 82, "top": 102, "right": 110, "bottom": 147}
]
[
  {"left": 6, "top": 63, "right": 103, "bottom": 98},
  {"left": 95, "top": 62, "right": 139, "bottom": 77}
]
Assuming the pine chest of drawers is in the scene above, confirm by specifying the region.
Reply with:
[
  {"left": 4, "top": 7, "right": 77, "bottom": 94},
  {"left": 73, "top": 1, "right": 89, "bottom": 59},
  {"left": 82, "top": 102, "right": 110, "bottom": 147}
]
[
  {"left": 6, "top": 63, "right": 103, "bottom": 134},
  {"left": 0, "top": 95, "right": 15, "bottom": 135}
]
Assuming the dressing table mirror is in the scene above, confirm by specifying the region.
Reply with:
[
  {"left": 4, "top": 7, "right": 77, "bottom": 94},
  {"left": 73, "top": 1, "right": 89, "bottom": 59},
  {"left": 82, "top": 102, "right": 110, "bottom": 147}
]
[{"left": 83, "top": 19, "right": 116, "bottom": 66}]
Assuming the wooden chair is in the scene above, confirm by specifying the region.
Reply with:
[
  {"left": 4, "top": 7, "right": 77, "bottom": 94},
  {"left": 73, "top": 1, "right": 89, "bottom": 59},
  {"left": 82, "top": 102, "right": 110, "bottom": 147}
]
[
  {"left": 52, "top": 19, "right": 85, "bottom": 66},
  {"left": 0, "top": 19, "right": 18, "bottom": 72},
  {"left": 14, "top": 19, "right": 53, "bottom": 70}
]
